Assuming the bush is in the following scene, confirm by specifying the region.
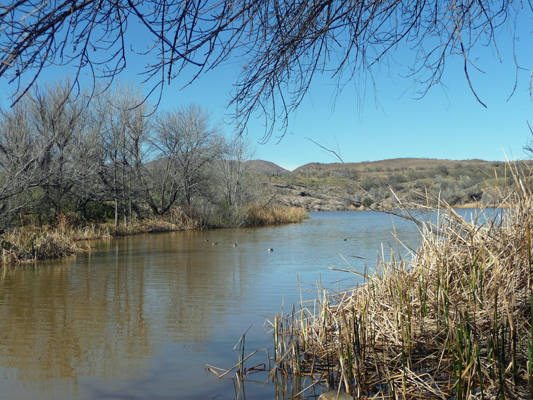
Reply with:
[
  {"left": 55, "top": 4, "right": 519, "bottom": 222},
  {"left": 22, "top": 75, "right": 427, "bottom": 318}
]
[{"left": 362, "top": 197, "right": 374, "bottom": 207}]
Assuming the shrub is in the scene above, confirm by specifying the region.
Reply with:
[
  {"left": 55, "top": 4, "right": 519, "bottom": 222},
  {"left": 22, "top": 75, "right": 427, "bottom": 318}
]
[{"left": 362, "top": 197, "right": 374, "bottom": 207}]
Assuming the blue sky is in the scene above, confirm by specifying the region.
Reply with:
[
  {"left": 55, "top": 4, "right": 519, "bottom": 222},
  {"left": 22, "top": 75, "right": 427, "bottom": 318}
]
[
  {"left": 147, "top": 11, "right": 533, "bottom": 171},
  {"left": 156, "top": 46, "right": 533, "bottom": 171},
  {"left": 2, "top": 11, "right": 533, "bottom": 171}
]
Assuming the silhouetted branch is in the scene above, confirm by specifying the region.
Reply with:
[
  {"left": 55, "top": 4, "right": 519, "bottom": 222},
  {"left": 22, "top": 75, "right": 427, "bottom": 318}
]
[{"left": 0, "top": 1, "right": 527, "bottom": 138}]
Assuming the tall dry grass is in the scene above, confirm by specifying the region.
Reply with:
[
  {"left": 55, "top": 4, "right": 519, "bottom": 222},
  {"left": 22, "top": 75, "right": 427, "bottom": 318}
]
[
  {"left": 267, "top": 165, "right": 533, "bottom": 398},
  {"left": 1, "top": 228, "right": 79, "bottom": 264},
  {"left": 0, "top": 205, "right": 308, "bottom": 264},
  {"left": 246, "top": 205, "right": 309, "bottom": 227}
]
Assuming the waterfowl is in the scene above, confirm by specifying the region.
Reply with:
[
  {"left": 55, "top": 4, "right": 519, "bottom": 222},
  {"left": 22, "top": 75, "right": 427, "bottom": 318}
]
[
  {"left": 268, "top": 248, "right": 273, "bottom": 252},
  {"left": 233, "top": 243, "right": 238, "bottom": 247},
  {"left": 212, "top": 242, "right": 217, "bottom": 245}
]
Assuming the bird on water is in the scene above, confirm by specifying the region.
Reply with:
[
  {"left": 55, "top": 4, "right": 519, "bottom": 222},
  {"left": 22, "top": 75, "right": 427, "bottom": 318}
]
[{"left": 268, "top": 248, "right": 273, "bottom": 252}]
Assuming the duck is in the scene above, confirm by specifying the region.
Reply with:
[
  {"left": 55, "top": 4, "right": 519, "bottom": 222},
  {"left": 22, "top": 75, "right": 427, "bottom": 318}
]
[
  {"left": 211, "top": 242, "right": 218, "bottom": 245},
  {"left": 233, "top": 243, "right": 238, "bottom": 247},
  {"left": 268, "top": 248, "right": 273, "bottom": 252}
]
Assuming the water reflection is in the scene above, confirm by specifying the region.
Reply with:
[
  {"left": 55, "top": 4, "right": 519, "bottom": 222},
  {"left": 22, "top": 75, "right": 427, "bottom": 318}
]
[{"left": 0, "top": 211, "right": 430, "bottom": 399}]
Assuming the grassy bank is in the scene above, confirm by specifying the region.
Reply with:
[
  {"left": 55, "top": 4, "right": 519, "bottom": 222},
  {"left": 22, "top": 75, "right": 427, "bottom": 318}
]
[
  {"left": 0, "top": 205, "right": 308, "bottom": 264},
  {"left": 267, "top": 170, "right": 533, "bottom": 398}
]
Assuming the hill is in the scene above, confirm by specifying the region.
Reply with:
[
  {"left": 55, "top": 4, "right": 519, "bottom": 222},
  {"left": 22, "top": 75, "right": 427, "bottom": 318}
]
[
  {"left": 293, "top": 158, "right": 493, "bottom": 175},
  {"left": 244, "top": 159, "right": 290, "bottom": 176},
  {"left": 248, "top": 158, "right": 524, "bottom": 211}
]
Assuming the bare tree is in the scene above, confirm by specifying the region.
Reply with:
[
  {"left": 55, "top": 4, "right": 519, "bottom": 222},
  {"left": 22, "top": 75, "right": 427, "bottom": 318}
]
[
  {"left": 69, "top": 127, "right": 107, "bottom": 220},
  {"left": 91, "top": 83, "right": 152, "bottom": 226},
  {"left": 214, "top": 135, "right": 255, "bottom": 207},
  {"left": 151, "top": 104, "right": 223, "bottom": 212},
  {"left": 0, "top": 1, "right": 525, "bottom": 138},
  {"left": 0, "top": 101, "right": 52, "bottom": 227},
  {"left": 26, "top": 80, "right": 90, "bottom": 221}
]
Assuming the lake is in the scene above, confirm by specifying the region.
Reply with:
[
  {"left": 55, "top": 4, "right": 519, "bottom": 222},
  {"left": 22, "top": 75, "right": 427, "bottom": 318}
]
[{"left": 0, "top": 210, "right": 471, "bottom": 399}]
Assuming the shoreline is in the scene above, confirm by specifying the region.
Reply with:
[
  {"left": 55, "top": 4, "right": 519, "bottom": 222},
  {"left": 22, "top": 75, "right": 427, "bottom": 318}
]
[
  {"left": 261, "top": 192, "right": 531, "bottom": 397},
  {"left": 0, "top": 205, "right": 309, "bottom": 265}
]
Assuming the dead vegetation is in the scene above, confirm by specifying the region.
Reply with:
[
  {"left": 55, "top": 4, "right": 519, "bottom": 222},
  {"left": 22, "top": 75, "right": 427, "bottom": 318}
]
[
  {"left": 265, "top": 165, "right": 533, "bottom": 398},
  {"left": 212, "top": 163, "right": 533, "bottom": 399},
  {"left": 0, "top": 205, "right": 309, "bottom": 265}
]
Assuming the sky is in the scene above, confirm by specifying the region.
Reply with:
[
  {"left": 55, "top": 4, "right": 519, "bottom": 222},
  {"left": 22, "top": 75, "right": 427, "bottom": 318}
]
[
  {"left": 2, "top": 8, "right": 533, "bottom": 172},
  {"left": 157, "top": 54, "right": 533, "bottom": 170}
]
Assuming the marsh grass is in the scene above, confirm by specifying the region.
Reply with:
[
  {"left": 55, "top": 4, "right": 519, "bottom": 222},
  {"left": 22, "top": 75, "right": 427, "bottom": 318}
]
[
  {"left": 258, "top": 165, "right": 533, "bottom": 398},
  {"left": 0, "top": 212, "right": 190, "bottom": 264},
  {"left": 0, "top": 205, "right": 308, "bottom": 264},
  {"left": 246, "top": 205, "right": 309, "bottom": 227},
  {"left": 0, "top": 228, "right": 80, "bottom": 264}
]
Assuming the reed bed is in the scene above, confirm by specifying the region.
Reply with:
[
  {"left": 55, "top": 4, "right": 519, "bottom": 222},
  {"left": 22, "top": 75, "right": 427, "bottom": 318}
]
[
  {"left": 268, "top": 170, "right": 533, "bottom": 398},
  {"left": 0, "top": 205, "right": 308, "bottom": 264},
  {"left": 1, "top": 228, "right": 80, "bottom": 264},
  {"left": 246, "top": 205, "right": 309, "bottom": 227}
]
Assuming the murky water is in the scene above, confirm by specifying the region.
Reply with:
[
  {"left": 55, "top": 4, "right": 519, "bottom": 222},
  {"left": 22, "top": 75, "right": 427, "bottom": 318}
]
[{"left": 0, "top": 211, "right": 433, "bottom": 399}]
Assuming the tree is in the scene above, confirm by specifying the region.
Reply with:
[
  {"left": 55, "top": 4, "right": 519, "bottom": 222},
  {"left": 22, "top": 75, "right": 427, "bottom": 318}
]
[
  {"left": 91, "top": 83, "right": 152, "bottom": 226},
  {"left": 0, "top": 100, "right": 52, "bottom": 228},
  {"left": 0, "top": 1, "right": 525, "bottom": 139},
  {"left": 151, "top": 104, "right": 223, "bottom": 212},
  {"left": 26, "top": 80, "right": 89, "bottom": 221},
  {"left": 214, "top": 135, "right": 255, "bottom": 207}
]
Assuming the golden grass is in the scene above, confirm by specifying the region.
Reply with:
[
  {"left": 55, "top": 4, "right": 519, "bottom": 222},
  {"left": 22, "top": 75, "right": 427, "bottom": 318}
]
[
  {"left": 0, "top": 205, "right": 308, "bottom": 264},
  {"left": 265, "top": 164, "right": 533, "bottom": 398},
  {"left": 0, "top": 212, "right": 189, "bottom": 264},
  {"left": 1, "top": 228, "right": 80, "bottom": 264},
  {"left": 246, "top": 205, "right": 309, "bottom": 227}
]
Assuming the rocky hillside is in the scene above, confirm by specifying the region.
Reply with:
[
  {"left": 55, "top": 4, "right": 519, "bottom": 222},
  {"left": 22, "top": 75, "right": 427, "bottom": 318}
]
[{"left": 248, "top": 158, "right": 528, "bottom": 211}]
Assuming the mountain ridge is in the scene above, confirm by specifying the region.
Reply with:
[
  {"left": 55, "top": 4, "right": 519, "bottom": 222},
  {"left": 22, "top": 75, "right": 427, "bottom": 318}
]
[{"left": 247, "top": 157, "right": 518, "bottom": 211}]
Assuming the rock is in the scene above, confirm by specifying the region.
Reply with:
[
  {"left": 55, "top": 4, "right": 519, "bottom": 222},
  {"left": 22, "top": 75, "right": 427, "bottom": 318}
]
[{"left": 318, "top": 390, "right": 352, "bottom": 400}]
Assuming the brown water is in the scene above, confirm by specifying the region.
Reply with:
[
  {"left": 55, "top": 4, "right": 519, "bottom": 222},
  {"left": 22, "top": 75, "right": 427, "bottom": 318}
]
[{"left": 0, "top": 211, "right": 425, "bottom": 399}]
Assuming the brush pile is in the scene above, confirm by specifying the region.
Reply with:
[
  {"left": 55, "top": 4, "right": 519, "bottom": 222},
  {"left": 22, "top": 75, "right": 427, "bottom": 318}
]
[{"left": 271, "top": 175, "right": 533, "bottom": 398}]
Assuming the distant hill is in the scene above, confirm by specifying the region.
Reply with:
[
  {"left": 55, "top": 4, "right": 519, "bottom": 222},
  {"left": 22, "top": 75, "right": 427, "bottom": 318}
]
[
  {"left": 248, "top": 157, "right": 521, "bottom": 211},
  {"left": 293, "top": 158, "right": 499, "bottom": 175},
  {"left": 244, "top": 159, "right": 290, "bottom": 175}
]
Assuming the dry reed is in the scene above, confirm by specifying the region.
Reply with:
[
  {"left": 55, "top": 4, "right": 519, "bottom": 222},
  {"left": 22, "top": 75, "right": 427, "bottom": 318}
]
[
  {"left": 1, "top": 205, "right": 308, "bottom": 265},
  {"left": 267, "top": 165, "right": 533, "bottom": 399},
  {"left": 246, "top": 205, "right": 309, "bottom": 227},
  {"left": 1, "top": 228, "right": 79, "bottom": 264}
]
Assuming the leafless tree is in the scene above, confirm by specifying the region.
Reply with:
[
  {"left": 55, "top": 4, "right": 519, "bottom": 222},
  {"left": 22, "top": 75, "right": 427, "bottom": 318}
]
[
  {"left": 25, "top": 80, "right": 90, "bottom": 221},
  {"left": 0, "top": 1, "right": 525, "bottom": 139},
  {"left": 91, "top": 83, "right": 152, "bottom": 226},
  {"left": 0, "top": 100, "right": 52, "bottom": 227},
  {"left": 151, "top": 104, "right": 223, "bottom": 212},
  {"left": 214, "top": 135, "right": 255, "bottom": 207},
  {"left": 69, "top": 127, "right": 107, "bottom": 220}
]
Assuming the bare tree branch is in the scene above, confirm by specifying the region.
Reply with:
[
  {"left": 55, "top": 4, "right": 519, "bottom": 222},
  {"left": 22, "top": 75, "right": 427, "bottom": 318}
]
[{"left": 0, "top": 1, "right": 527, "bottom": 138}]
